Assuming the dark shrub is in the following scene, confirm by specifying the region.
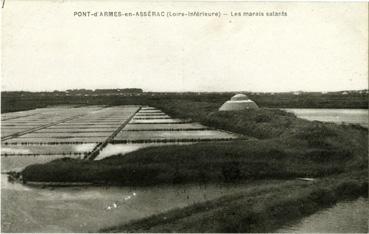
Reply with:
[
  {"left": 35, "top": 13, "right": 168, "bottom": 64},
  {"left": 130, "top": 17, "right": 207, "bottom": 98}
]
[
  {"left": 305, "top": 149, "right": 352, "bottom": 162},
  {"left": 255, "top": 114, "right": 272, "bottom": 123},
  {"left": 334, "top": 181, "right": 362, "bottom": 198},
  {"left": 308, "top": 188, "right": 337, "bottom": 206},
  {"left": 222, "top": 162, "right": 241, "bottom": 182},
  {"left": 360, "top": 182, "right": 368, "bottom": 197}
]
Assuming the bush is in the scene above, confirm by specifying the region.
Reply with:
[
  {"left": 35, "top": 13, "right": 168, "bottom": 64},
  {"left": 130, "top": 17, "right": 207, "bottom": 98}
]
[{"left": 334, "top": 180, "right": 363, "bottom": 198}]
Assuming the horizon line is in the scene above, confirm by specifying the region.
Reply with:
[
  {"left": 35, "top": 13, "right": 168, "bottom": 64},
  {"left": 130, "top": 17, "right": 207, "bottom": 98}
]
[{"left": 1, "top": 89, "right": 368, "bottom": 93}]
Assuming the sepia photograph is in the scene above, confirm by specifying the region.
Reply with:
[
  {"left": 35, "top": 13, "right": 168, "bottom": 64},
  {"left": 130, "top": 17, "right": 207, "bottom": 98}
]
[{"left": 1, "top": 1, "right": 368, "bottom": 233}]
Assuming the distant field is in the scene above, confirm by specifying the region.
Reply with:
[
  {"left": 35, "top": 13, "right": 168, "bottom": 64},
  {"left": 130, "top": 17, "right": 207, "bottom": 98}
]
[{"left": 1, "top": 91, "right": 368, "bottom": 113}]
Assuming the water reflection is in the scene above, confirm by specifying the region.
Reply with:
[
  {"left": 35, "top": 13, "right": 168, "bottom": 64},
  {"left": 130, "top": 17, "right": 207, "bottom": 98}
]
[
  {"left": 276, "top": 197, "right": 368, "bottom": 233},
  {"left": 1, "top": 143, "right": 96, "bottom": 155},
  {"left": 1, "top": 173, "right": 260, "bottom": 233},
  {"left": 1, "top": 155, "right": 83, "bottom": 172},
  {"left": 284, "top": 108, "right": 368, "bottom": 127}
]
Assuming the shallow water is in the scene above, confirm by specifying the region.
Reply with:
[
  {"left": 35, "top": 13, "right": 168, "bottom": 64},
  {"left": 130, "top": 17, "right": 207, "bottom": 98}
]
[
  {"left": 1, "top": 174, "right": 266, "bottom": 233},
  {"left": 130, "top": 119, "right": 186, "bottom": 124},
  {"left": 1, "top": 143, "right": 96, "bottom": 155},
  {"left": 0, "top": 127, "right": 254, "bottom": 233},
  {"left": 1, "top": 155, "right": 83, "bottom": 172},
  {"left": 276, "top": 197, "right": 368, "bottom": 233},
  {"left": 284, "top": 108, "right": 368, "bottom": 127},
  {"left": 1, "top": 143, "right": 97, "bottom": 172},
  {"left": 115, "top": 129, "right": 237, "bottom": 141},
  {"left": 1, "top": 143, "right": 96, "bottom": 172},
  {"left": 123, "top": 122, "right": 206, "bottom": 130}
]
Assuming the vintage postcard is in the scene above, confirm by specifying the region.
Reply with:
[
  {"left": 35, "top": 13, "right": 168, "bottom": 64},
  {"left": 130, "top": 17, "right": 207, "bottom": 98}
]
[{"left": 1, "top": 1, "right": 368, "bottom": 233}]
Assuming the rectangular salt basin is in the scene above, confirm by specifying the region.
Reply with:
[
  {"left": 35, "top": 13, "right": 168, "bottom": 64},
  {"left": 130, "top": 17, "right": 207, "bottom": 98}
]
[
  {"left": 138, "top": 109, "right": 162, "bottom": 113},
  {"left": 4, "top": 118, "right": 68, "bottom": 124},
  {"left": 35, "top": 129, "right": 114, "bottom": 133},
  {"left": 136, "top": 111, "right": 166, "bottom": 115},
  {"left": 115, "top": 130, "right": 238, "bottom": 140},
  {"left": 43, "top": 129, "right": 117, "bottom": 133},
  {"left": 4, "top": 137, "right": 105, "bottom": 144},
  {"left": 62, "top": 123, "right": 123, "bottom": 126},
  {"left": 44, "top": 127, "right": 117, "bottom": 131},
  {"left": 2, "top": 113, "right": 40, "bottom": 121},
  {"left": 55, "top": 124, "right": 121, "bottom": 128},
  {"left": 140, "top": 107, "right": 158, "bottom": 110},
  {"left": 1, "top": 128, "right": 52, "bottom": 137},
  {"left": 19, "top": 132, "right": 112, "bottom": 138},
  {"left": 130, "top": 119, "right": 187, "bottom": 124},
  {"left": 17, "top": 134, "right": 108, "bottom": 139},
  {"left": 1, "top": 125, "right": 42, "bottom": 129},
  {"left": 4, "top": 114, "right": 71, "bottom": 120},
  {"left": 123, "top": 123, "right": 209, "bottom": 130},
  {"left": 3, "top": 121, "right": 54, "bottom": 124},
  {"left": 2, "top": 129, "right": 35, "bottom": 137},
  {"left": 3, "top": 117, "right": 54, "bottom": 121},
  {"left": 133, "top": 117, "right": 171, "bottom": 120},
  {"left": 134, "top": 115, "right": 169, "bottom": 118},
  {"left": 67, "top": 120, "right": 125, "bottom": 122},
  {"left": 60, "top": 118, "right": 125, "bottom": 122},
  {"left": 1, "top": 106, "right": 103, "bottom": 122},
  {"left": 1, "top": 123, "right": 46, "bottom": 127},
  {"left": 1, "top": 143, "right": 96, "bottom": 155},
  {"left": 1, "top": 126, "right": 43, "bottom": 129},
  {"left": 138, "top": 110, "right": 164, "bottom": 113},
  {"left": 93, "top": 111, "right": 137, "bottom": 114},
  {"left": 71, "top": 115, "right": 134, "bottom": 120},
  {"left": 89, "top": 118, "right": 132, "bottom": 120},
  {"left": 2, "top": 113, "right": 52, "bottom": 120},
  {"left": 95, "top": 110, "right": 139, "bottom": 115},
  {"left": 1, "top": 154, "right": 84, "bottom": 172},
  {"left": 67, "top": 121, "right": 126, "bottom": 124},
  {"left": 56, "top": 122, "right": 121, "bottom": 125}
]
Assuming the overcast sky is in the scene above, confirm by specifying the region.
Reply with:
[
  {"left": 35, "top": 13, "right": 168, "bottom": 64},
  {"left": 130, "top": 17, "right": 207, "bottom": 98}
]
[{"left": 2, "top": 1, "right": 368, "bottom": 92}]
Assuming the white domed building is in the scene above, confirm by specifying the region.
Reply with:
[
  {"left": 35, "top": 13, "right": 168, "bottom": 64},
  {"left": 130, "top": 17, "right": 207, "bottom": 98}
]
[{"left": 219, "top": 94, "right": 259, "bottom": 111}]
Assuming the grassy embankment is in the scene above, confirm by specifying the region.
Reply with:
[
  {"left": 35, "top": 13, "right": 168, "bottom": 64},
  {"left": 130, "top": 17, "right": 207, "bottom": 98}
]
[
  {"left": 20, "top": 99, "right": 368, "bottom": 232},
  {"left": 102, "top": 172, "right": 367, "bottom": 233}
]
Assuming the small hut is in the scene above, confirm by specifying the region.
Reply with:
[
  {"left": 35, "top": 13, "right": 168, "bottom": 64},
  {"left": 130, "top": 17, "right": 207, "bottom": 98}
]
[{"left": 219, "top": 94, "right": 258, "bottom": 111}]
